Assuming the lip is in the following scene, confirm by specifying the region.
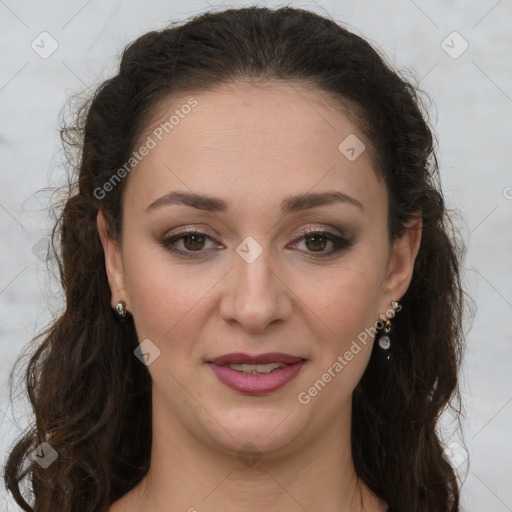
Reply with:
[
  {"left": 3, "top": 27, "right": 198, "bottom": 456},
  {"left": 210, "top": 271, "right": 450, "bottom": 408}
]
[
  {"left": 207, "top": 352, "right": 306, "bottom": 395},
  {"left": 208, "top": 352, "right": 305, "bottom": 366}
]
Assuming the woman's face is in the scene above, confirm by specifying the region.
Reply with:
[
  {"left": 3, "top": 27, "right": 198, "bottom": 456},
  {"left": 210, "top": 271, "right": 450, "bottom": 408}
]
[{"left": 100, "top": 81, "right": 420, "bottom": 457}]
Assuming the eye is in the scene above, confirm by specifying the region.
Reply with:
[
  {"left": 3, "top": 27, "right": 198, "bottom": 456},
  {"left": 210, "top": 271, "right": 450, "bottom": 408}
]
[
  {"left": 161, "top": 228, "right": 220, "bottom": 258},
  {"left": 290, "top": 227, "right": 352, "bottom": 258},
  {"left": 160, "top": 226, "right": 353, "bottom": 259}
]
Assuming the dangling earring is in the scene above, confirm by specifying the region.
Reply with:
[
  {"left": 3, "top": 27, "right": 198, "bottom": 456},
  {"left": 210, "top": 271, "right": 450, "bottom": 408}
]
[
  {"left": 378, "top": 301, "right": 400, "bottom": 350},
  {"left": 115, "top": 299, "right": 127, "bottom": 317}
]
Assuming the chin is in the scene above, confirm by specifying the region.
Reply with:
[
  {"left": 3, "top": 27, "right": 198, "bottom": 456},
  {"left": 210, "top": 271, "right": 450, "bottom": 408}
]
[{"left": 202, "top": 403, "right": 307, "bottom": 458}]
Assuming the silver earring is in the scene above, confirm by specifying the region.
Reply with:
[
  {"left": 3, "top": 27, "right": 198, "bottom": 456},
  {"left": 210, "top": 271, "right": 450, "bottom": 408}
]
[
  {"left": 378, "top": 301, "right": 400, "bottom": 350},
  {"left": 115, "top": 299, "right": 127, "bottom": 317}
]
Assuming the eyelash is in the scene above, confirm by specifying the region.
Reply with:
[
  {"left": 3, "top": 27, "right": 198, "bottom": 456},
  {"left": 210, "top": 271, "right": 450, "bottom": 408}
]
[{"left": 160, "top": 227, "right": 352, "bottom": 259}]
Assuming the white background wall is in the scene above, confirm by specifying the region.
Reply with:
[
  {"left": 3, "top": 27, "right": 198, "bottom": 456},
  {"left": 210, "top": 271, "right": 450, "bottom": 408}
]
[{"left": 1, "top": 1, "right": 511, "bottom": 510}]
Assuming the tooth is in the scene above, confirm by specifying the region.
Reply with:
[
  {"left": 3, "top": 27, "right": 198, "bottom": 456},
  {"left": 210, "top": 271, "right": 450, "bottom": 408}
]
[{"left": 227, "top": 363, "right": 284, "bottom": 374}]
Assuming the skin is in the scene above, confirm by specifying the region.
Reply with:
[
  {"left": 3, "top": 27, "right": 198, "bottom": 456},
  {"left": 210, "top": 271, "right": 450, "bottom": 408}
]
[{"left": 100, "top": 80, "right": 422, "bottom": 512}]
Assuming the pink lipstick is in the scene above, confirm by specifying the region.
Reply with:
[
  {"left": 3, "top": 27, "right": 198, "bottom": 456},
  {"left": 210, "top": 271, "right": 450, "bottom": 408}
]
[{"left": 207, "top": 352, "right": 306, "bottom": 395}]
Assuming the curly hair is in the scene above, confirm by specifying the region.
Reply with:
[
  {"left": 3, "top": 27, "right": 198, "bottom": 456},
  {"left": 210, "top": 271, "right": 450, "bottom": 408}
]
[{"left": 3, "top": 6, "right": 467, "bottom": 512}]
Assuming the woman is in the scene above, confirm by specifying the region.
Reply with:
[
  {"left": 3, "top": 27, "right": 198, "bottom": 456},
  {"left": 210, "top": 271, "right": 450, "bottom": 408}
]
[{"left": 4, "top": 6, "right": 467, "bottom": 512}]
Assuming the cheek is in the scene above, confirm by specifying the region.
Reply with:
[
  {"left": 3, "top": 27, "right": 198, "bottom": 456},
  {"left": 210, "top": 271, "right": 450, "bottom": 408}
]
[
  {"left": 121, "top": 241, "right": 207, "bottom": 349},
  {"left": 297, "top": 256, "right": 385, "bottom": 397},
  {"left": 301, "top": 261, "right": 385, "bottom": 344}
]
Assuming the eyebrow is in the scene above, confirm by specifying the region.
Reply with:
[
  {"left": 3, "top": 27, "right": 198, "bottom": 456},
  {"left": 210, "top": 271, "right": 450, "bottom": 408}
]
[{"left": 145, "top": 190, "right": 364, "bottom": 214}]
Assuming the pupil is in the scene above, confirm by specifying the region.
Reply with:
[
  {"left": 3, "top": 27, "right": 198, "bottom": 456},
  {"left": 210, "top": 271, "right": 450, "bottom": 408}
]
[
  {"left": 307, "top": 235, "right": 326, "bottom": 252},
  {"left": 184, "top": 234, "right": 205, "bottom": 251}
]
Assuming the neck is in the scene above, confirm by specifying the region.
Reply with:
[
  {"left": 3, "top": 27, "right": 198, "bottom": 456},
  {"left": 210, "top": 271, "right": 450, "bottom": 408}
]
[{"left": 118, "top": 391, "right": 386, "bottom": 512}]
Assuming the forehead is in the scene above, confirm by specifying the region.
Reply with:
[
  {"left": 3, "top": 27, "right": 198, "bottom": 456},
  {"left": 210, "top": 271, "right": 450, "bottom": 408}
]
[{"left": 125, "top": 81, "right": 384, "bottom": 214}]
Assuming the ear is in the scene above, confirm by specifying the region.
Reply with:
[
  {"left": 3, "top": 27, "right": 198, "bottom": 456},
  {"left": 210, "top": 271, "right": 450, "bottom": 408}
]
[
  {"left": 380, "top": 213, "right": 422, "bottom": 310},
  {"left": 97, "top": 210, "right": 130, "bottom": 312}
]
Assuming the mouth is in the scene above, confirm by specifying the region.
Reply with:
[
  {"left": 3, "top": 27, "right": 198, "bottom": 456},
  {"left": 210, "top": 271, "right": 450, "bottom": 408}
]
[{"left": 206, "top": 353, "right": 307, "bottom": 395}]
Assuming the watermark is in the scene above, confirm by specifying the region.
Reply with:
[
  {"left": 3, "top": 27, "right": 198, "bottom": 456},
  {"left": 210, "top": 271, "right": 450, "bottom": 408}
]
[
  {"left": 29, "top": 441, "right": 58, "bottom": 469},
  {"left": 441, "top": 31, "right": 469, "bottom": 59},
  {"left": 31, "top": 31, "right": 59, "bottom": 59},
  {"left": 503, "top": 186, "right": 512, "bottom": 200},
  {"left": 442, "top": 441, "right": 468, "bottom": 470},
  {"left": 297, "top": 303, "right": 401, "bottom": 405},
  {"left": 237, "top": 442, "right": 262, "bottom": 468},
  {"left": 93, "top": 97, "right": 198, "bottom": 200},
  {"left": 32, "top": 235, "right": 56, "bottom": 262},
  {"left": 134, "top": 338, "right": 161, "bottom": 366},
  {"left": 133, "top": 338, "right": 160, "bottom": 366},
  {"left": 338, "top": 134, "right": 366, "bottom": 161},
  {"left": 236, "top": 236, "right": 263, "bottom": 264}
]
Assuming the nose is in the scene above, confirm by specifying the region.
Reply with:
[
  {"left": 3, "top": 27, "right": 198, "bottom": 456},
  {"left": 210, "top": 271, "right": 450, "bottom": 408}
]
[{"left": 219, "top": 240, "right": 292, "bottom": 333}]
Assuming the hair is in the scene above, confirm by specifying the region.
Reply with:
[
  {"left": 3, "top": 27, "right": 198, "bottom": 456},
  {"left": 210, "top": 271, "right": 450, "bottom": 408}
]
[{"left": 4, "top": 6, "right": 468, "bottom": 512}]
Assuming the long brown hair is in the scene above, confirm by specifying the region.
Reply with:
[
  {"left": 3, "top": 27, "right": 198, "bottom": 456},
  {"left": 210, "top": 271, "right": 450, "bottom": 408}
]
[{"left": 4, "top": 6, "right": 468, "bottom": 511}]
